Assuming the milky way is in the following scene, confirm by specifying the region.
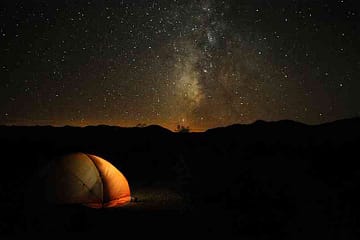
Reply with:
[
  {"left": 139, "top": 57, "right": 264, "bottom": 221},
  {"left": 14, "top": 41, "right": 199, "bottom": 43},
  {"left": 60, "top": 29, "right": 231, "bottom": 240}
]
[{"left": 0, "top": 0, "right": 359, "bottom": 131}]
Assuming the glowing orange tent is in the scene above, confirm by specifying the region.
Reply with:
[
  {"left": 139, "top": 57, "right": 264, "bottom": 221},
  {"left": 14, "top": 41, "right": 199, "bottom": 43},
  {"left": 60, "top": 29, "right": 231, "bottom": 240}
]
[{"left": 43, "top": 152, "right": 131, "bottom": 208}]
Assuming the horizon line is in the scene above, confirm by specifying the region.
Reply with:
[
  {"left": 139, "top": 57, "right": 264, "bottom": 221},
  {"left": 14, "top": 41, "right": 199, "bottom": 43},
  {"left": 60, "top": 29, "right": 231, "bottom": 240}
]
[{"left": 1, "top": 117, "right": 359, "bottom": 132}]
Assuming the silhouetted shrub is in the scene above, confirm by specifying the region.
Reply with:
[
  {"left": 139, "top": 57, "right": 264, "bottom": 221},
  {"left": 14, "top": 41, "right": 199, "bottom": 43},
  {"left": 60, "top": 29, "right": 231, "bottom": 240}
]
[{"left": 175, "top": 125, "right": 190, "bottom": 133}]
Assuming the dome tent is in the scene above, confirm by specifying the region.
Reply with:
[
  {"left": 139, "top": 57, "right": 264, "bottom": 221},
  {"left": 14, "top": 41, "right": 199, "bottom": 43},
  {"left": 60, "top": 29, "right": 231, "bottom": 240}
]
[{"left": 41, "top": 152, "right": 131, "bottom": 208}]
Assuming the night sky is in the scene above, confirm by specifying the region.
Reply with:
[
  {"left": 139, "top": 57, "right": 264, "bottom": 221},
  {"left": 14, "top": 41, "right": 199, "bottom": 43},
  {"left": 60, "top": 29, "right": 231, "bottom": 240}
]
[{"left": 1, "top": 0, "right": 359, "bottom": 131}]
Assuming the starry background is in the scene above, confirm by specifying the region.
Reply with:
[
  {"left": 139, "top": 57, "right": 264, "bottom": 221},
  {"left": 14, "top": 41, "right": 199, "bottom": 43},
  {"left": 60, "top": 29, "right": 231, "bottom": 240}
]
[{"left": 0, "top": 0, "right": 359, "bottom": 131}]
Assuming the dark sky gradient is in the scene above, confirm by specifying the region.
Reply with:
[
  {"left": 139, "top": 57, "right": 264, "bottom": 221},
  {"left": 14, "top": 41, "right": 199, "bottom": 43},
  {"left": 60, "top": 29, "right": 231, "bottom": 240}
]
[{"left": 0, "top": 0, "right": 359, "bottom": 131}]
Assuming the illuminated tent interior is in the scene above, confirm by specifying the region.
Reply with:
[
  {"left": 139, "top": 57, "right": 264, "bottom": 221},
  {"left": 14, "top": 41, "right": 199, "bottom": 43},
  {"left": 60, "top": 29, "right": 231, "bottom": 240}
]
[{"left": 41, "top": 152, "right": 131, "bottom": 208}]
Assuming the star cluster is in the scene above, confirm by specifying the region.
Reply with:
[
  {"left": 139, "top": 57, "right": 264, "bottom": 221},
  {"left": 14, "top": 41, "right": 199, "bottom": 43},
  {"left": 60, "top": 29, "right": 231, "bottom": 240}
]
[{"left": 0, "top": 0, "right": 359, "bottom": 131}]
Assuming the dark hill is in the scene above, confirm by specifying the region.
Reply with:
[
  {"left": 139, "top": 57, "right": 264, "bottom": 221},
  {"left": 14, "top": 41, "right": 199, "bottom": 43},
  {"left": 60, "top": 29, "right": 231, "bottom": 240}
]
[{"left": 0, "top": 118, "right": 359, "bottom": 238}]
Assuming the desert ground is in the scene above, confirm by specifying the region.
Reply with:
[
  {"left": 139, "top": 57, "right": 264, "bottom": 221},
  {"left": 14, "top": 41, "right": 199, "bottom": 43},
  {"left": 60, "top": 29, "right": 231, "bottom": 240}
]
[{"left": 1, "top": 118, "right": 360, "bottom": 239}]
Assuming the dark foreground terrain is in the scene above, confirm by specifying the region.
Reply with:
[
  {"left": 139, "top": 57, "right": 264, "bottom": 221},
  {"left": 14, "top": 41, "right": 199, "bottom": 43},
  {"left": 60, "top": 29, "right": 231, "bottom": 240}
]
[{"left": 0, "top": 118, "right": 360, "bottom": 239}]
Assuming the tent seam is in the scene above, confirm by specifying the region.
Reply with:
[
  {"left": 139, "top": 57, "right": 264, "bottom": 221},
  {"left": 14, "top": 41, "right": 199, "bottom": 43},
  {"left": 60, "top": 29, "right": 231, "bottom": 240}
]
[{"left": 86, "top": 153, "right": 105, "bottom": 208}]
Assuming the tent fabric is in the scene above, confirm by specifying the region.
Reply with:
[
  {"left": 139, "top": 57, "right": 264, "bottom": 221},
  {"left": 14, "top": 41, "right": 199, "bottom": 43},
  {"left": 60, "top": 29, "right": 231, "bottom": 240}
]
[
  {"left": 85, "top": 154, "right": 131, "bottom": 208},
  {"left": 44, "top": 152, "right": 131, "bottom": 208}
]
